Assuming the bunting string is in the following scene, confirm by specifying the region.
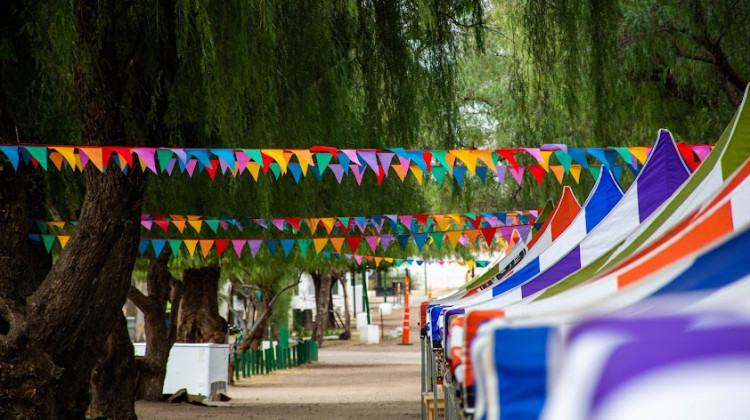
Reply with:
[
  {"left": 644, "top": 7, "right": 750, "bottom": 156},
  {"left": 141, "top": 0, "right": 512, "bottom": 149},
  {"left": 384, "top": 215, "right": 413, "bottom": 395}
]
[{"left": 0, "top": 143, "right": 713, "bottom": 186}]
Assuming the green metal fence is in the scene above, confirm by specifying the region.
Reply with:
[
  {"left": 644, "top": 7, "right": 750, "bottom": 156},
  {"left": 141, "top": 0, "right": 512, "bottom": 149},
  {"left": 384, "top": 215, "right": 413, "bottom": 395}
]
[{"left": 232, "top": 339, "right": 318, "bottom": 381}]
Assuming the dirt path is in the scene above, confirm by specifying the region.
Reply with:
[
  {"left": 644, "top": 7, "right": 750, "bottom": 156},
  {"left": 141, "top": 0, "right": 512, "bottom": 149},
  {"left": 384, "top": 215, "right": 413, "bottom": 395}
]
[{"left": 136, "top": 292, "right": 433, "bottom": 420}]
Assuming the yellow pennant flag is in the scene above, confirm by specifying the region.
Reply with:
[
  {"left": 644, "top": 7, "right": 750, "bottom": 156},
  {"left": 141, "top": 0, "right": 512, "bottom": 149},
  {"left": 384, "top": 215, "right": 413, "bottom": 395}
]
[
  {"left": 450, "top": 150, "right": 478, "bottom": 175},
  {"left": 58, "top": 235, "right": 70, "bottom": 249},
  {"left": 550, "top": 165, "right": 565, "bottom": 184},
  {"left": 261, "top": 149, "right": 288, "bottom": 174},
  {"left": 51, "top": 146, "right": 77, "bottom": 168},
  {"left": 410, "top": 165, "right": 423, "bottom": 185},
  {"left": 184, "top": 240, "right": 198, "bottom": 257},
  {"left": 329, "top": 237, "right": 345, "bottom": 254},
  {"left": 321, "top": 218, "right": 336, "bottom": 234},
  {"left": 188, "top": 220, "right": 202, "bottom": 233},
  {"left": 539, "top": 151, "right": 553, "bottom": 172},
  {"left": 628, "top": 146, "right": 649, "bottom": 165},
  {"left": 199, "top": 239, "right": 214, "bottom": 258},
  {"left": 246, "top": 162, "right": 261, "bottom": 180},
  {"left": 570, "top": 165, "right": 582, "bottom": 184},
  {"left": 313, "top": 237, "right": 329, "bottom": 254},
  {"left": 48, "top": 221, "right": 66, "bottom": 230}
]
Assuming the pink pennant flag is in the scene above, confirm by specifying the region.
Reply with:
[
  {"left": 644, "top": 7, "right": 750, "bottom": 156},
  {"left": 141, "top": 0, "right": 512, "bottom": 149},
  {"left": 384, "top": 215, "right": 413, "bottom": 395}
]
[
  {"left": 232, "top": 239, "right": 246, "bottom": 257},
  {"left": 350, "top": 164, "right": 366, "bottom": 185},
  {"left": 509, "top": 166, "right": 525, "bottom": 185},
  {"left": 141, "top": 220, "right": 153, "bottom": 230},
  {"left": 499, "top": 226, "right": 514, "bottom": 242},
  {"left": 341, "top": 149, "right": 360, "bottom": 165},
  {"left": 132, "top": 148, "right": 158, "bottom": 174},
  {"left": 271, "top": 219, "right": 286, "bottom": 231},
  {"left": 521, "top": 147, "right": 544, "bottom": 165},
  {"left": 397, "top": 155, "right": 411, "bottom": 169},
  {"left": 458, "top": 235, "right": 468, "bottom": 246},
  {"left": 692, "top": 145, "right": 712, "bottom": 161},
  {"left": 235, "top": 150, "right": 250, "bottom": 174},
  {"left": 354, "top": 255, "right": 363, "bottom": 264},
  {"left": 365, "top": 236, "right": 379, "bottom": 253},
  {"left": 248, "top": 239, "right": 263, "bottom": 257},
  {"left": 186, "top": 160, "right": 197, "bottom": 177}
]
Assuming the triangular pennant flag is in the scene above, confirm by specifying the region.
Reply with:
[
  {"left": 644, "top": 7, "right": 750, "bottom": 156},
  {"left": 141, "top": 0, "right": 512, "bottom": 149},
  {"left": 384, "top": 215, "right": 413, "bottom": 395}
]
[
  {"left": 138, "top": 239, "right": 150, "bottom": 256},
  {"left": 156, "top": 149, "right": 175, "bottom": 173},
  {"left": 509, "top": 166, "right": 525, "bottom": 185},
  {"left": 188, "top": 220, "right": 202, "bottom": 233},
  {"left": 429, "top": 232, "right": 445, "bottom": 249},
  {"left": 79, "top": 147, "right": 104, "bottom": 171},
  {"left": 450, "top": 150, "right": 478, "bottom": 175},
  {"left": 199, "top": 239, "right": 214, "bottom": 258},
  {"left": 52, "top": 146, "right": 78, "bottom": 170},
  {"left": 380, "top": 234, "right": 393, "bottom": 250},
  {"left": 280, "top": 239, "right": 296, "bottom": 256},
  {"left": 570, "top": 165, "right": 582, "bottom": 183},
  {"left": 152, "top": 239, "right": 166, "bottom": 257},
  {"left": 268, "top": 162, "right": 281, "bottom": 179},
  {"left": 392, "top": 163, "right": 408, "bottom": 181},
  {"left": 42, "top": 234, "right": 56, "bottom": 252},
  {"left": 248, "top": 239, "right": 262, "bottom": 257},
  {"left": 398, "top": 215, "right": 413, "bottom": 231},
  {"left": 330, "top": 237, "right": 345, "bottom": 254},
  {"left": 272, "top": 218, "right": 286, "bottom": 231},
  {"left": 321, "top": 218, "right": 336, "bottom": 234},
  {"left": 495, "top": 165, "right": 506, "bottom": 184},
  {"left": 586, "top": 148, "right": 619, "bottom": 169},
  {"left": 588, "top": 165, "right": 602, "bottom": 180},
  {"left": 550, "top": 165, "right": 565, "bottom": 183},
  {"left": 357, "top": 150, "right": 379, "bottom": 173},
  {"left": 262, "top": 149, "right": 288, "bottom": 173},
  {"left": 313, "top": 237, "right": 329, "bottom": 254},
  {"left": 431, "top": 150, "right": 451, "bottom": 170},
  {"left": 328, "top": 164, "right": 345, "bottom": 183},
  {"left": 396, "top": 234, "right": 410, "bottom": 250},
  {"left": 445, "top": 231, "right": 462, "bottom": 249},
  {"left": 48, "top": 152, "right": 64, "bottom": 170},
  {"left": 315, "top": 152, "right": 333, "bottom": 174},
  {"left": 413, "top": 233, "right": 429, "bottom": 251},
  {"left": 211, "top": 149, "right": 236, "bottom": 172},
  {"left": 215, "top": 239, "right": 228, "bottom": 257},
  {"left": 410, "top": 165, "right": 424, "bottom": 185},
  {"left": 298, "top": 239, "right": 311, "bottom": 256},
  {"left": 374, "top": 257, "right": 383, "bottom": 267},
  {"left": 292, "top": 149, "right": 314, "bottom": 174},
  {"left": 612, "top": 165, "right": 624, "bottom": 182},
  {"left": 474, "top": 150, "right": 497, "bottom": 172},
  {"left": 567, "top": 148, "right": 589, "bottom": 168},
  {"left": 377, "top": 152, "right": 395, "bottom": 171},
  {"left": 184, "top": 239, "right": 198, "bottom": 257},
  {"left": 0, "top": 146, "right": 20, "bottom": 170},
  {"left": 453, "top": 166, "right": 467, "bottom": 186},
  {"left": 365, "top": 236, "right": 379, "bottom": 253},
  {"left": 24, "top": 146, "right": 49, "bottom": 170},
  {"left": 465, "top": 229, "right": 481, "bottom": 246},
  {"left": 155, "top": 220, "right": 170, "bottom": 232},
  {"left": 350, "top": 164, "right": 366, "bottom": 185},
  {"left": 475, "top": 166, "right": 488, "bottom": 183},
  {"left": 345, "top": 236, "right": 362, "bottom": 253},
  {"left": 169, "top": 239, "right": 182, "bottom": 257},
  {"left": 495, "top": 149, "right": 519, "bottom": 169},
  {"left": 481, "top": 227, "right": 497, "bottom": 246},
  {"left": 205, "top": 220, "right": 220, "bottom": 232},
  {"left": 265, "top": 239, "right": 279, "bottom": 256},
  {"left": 246, "top": 162, "right": 261, "bottom": 180},
  {"left": 527, "top": 165, "right": 545, "bottom": 185},
  {"left": 289, "top": 163, "right": 303, "bottom": 183},
  {"left": 432, "top": 166, "right": 446, "bottom": 186},
  {"left": 554, "top": 150, "right": 573, "bottom": 173}
]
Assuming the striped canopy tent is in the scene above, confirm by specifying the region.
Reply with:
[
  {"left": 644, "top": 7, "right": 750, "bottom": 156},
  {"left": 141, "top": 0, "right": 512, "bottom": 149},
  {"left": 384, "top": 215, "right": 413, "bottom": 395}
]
[{"left": 468, "top": 86, "right": 750, "bottom": 420}]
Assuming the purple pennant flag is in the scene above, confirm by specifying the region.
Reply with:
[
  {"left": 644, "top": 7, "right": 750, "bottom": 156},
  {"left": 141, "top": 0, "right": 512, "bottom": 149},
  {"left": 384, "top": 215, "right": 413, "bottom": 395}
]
[
  {"left": 509, "top": 166, "right": 525, "bottom": 185},
  {"left": 253, "top": 218, "right": 268, "bottom": 229},
  {"left": 365, "top": 236, "right": 379, "bottom": 253},
  {"left": 248, "top": 239, "right": 262, "bottom": 257},
  {"left": 378, "top": 152, "right": 395, "bottom": 171},
  {"left": 350, "top": 164, "right": 366, "bottom": 185},
  {"left": 370, "top": 216, "right": 385, "bottom": 233},
  {"left": 380, "top": 234, "right": 393, "bottom": 250},
  {"left": 495, "top": 165, "right": 507, "bottom": 184},
  {"left": 232, "top": 239, "right": 246, "bottom": 257},
  {"left": 540, "top": 143, "right": 567, "bottom": 152},
  {"left": 515, "top": 225, "right": 532, "bottom": 242},
  {"left": 358, "top": 150, "right": 380, "bottom": 173},
  {"left": 328, "top": 164, "right": 345, "bottom": 183},
  {"left": 173, "top": 149, "right": 188, "bottom": 171}
]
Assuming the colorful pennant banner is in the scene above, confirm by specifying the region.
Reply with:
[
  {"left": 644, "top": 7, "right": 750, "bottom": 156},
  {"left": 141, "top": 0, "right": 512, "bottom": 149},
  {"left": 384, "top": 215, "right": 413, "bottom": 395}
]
[{"left": 0, "top": 143, "right": 713, "bottom": 186}]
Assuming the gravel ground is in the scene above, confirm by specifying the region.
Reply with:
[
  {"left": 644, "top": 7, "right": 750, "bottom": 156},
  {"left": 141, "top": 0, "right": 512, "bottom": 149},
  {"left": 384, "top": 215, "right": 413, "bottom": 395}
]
[{"left": 136, "top": 291, "right": 437, "bottom": 420}]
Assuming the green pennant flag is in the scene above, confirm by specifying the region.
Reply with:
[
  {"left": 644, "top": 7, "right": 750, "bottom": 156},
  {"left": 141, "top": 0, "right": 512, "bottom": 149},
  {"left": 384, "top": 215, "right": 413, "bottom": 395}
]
[
  {"left": 298, "top": 239, "right": 311, "bottom": 256},
  {"left": 431, "top": 150, "right": 451, "bottom": 170},
  {"left": 42, "top": 234, "right": 56, "bottom": 252},
  {"left": 476, "top": 261, "right": 488, "bottom": 268},
  {"left": 338, "top": 217, "right": 350, "bottom": 229},
  {"left": 269, "top": 163, "right": 282, "bottom": 179},
  {"left": 554, "top": 150, "right": 573, "bottom": 173},
  {"left": 589, "top": 166, "right": 601, "bottom": 180},
  {"left": 430, "top": 232, "right": 445, "bottom": 250},
  {"left": 432, "top": 166, "right": 446, "bottom": 186},
  {"left": 36, "top": 220, "right": 49, "bottom": 234},
  {"left": 205, "top": 220, "right": 220, "bottom": 232},
  {"left": 156, "top": 149, "right": 174, "bottom": 172},
  {"left": 315, "top": 152, "right": 333, "bottom": 173},
  {"left": 25, "top": 146, "right": 49, "bottom": 170},
  {"left": 394, "top": 259, "right": 404, "bottom": 267},
  {"left": 168, "top": 239, "right": 182, "bottom": 257}
]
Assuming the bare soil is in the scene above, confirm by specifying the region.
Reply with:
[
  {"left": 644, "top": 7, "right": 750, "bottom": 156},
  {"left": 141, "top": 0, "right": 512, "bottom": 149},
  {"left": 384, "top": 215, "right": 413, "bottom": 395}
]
[{"left": 136, "top": 291, "right": 437, "bottom": 420}]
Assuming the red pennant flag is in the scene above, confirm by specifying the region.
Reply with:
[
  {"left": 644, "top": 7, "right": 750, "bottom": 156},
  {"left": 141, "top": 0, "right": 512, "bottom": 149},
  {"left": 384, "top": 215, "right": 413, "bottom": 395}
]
[
  {"left": 215, "top": 239, "right": 228, "bottom": 257},
  {"left": 155, "top": 220, "right": 170, "bottom": 232},
  {"left": 422, "top": 151, "right": 433, "bottom": 173},
  {"left": 481, "top": 227, "right": 497, "bottom": 246},
  {"left": 527, "top": 165, "right": 545, "bottom": 185},
  {"left": 495, "top": 149, "right": 519, "bottom": 169},
  {"left": 346, "top": 236, "right": 362, "bottom": 253},
  {"left": 415, "top": 214, "right": 429, "bottom": 227},
  {"left": 287, "top": 218, "right": 302, "bottom": 231},
  {"left": 204, "top": 159, "right": 219, "bottom": 180}
]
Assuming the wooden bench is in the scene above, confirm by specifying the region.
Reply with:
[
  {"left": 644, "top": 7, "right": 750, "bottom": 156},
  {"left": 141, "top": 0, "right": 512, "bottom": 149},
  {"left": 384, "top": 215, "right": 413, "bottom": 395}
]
[{"left": 422, "top": 391, "right": 445, "bottom": 420}]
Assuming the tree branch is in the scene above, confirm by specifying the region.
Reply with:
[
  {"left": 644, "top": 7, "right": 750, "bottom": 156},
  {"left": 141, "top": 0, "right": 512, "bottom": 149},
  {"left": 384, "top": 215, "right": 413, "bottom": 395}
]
[
  {"left": 127, "top": 286, "right": 151, "bottom": 312},
  {"left": 268, "top": 281, "right": 301, "bottom": 308}
]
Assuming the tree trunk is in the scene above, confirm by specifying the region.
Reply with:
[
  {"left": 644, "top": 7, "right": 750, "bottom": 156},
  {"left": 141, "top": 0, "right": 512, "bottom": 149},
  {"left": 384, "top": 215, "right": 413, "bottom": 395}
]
[
  {"left": 88, "top": 314, "right": 138, "bottom": 420},
  {"left": 340, "top": 276, "right": 351, "bottom": 334},
  {"left": 177, "top": 267, "right": 227, "bottom": 344},
  {"left": 126, "top": 251, "right": 182, "bottom": 401},
  {"left": 311, "top": 271, "right": 334, "bottom": 346}
]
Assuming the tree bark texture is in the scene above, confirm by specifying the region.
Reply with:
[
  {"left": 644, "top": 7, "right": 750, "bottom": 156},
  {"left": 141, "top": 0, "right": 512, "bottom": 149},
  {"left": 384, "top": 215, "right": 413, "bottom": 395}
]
[
  {"left": 311, "top": 271, "right": 334, "bottom": 346},
  {"left": 177, "top": 267, "right": 226, "bottom": 344},
  {"left": 88, "top": 315, "right": 138, "bottom": 420},
  {"left": 340, "top": 276, "right": 351, "bottom": 334},
  {"left": 127, "top": 252, "right": 182, "bottom": 400}
]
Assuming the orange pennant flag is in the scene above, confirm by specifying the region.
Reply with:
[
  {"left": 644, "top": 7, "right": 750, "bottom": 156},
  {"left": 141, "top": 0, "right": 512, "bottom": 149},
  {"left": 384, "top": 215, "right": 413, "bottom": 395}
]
[
  {"left": 52, "top": 146, "right": 77, "bottom": 168},
  {"left": 465, "top": 229, "right": 481, "bottom": 245},
  {"left": 374, "top": 257, "right": 383, "bottom": 267},
  {"left": 199, "top": 239, "right": 214, "bottom": 258},
  {"left": 446, "top": 231, "right": 462, "bottom": 248},
  {"left": 329, "top": 237, "right": 345, "bottom": 254},
  {"left": 392, "top": 164, "right": 408, "bottom": 181},
  {"left": 306, "top": 218, "right": 320, "bottom": 233},
  {"left": 313, "top": 237, "right": 329, "bottom": 254},
  {"left": 570, "top": 165, "right": 582, "bottom": 184},
  {"left": 450, "top": 150, "right": 478, "bottom": 175},
  {"left": 473, "top": 150, "right": 497, "bottom": 173},
  {"left": 550, "top": 165, "right": 565, "bottom": 183},
  {"left": 172, "top": 220, "right": 186, "bottom": 233},
  {"left": 184, "top": 239, "right": 198, "bottom": 257},
  {"left": 79, "top": 147, "right": 104, "bottom": 172},
  {"left": 49, "top": 152, "right": 64, "bottom": 170},
  {"left": 293, "top": 149, "right": 314, "bottom": 175}
]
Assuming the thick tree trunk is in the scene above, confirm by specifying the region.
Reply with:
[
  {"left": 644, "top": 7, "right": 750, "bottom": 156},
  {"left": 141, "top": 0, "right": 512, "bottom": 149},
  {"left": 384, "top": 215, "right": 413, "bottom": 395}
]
[
  {"left": 177, "top": 267, "right": 227, "bottom": 344},
  {"left": 311, "top": 271, "right": 334, "bottom": 346},
  {"left": 89, "top": 314, "right": 138, "bottom": 420},
  {"left": 126, "top": 252, "right": 182, "bottom": 401}
]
